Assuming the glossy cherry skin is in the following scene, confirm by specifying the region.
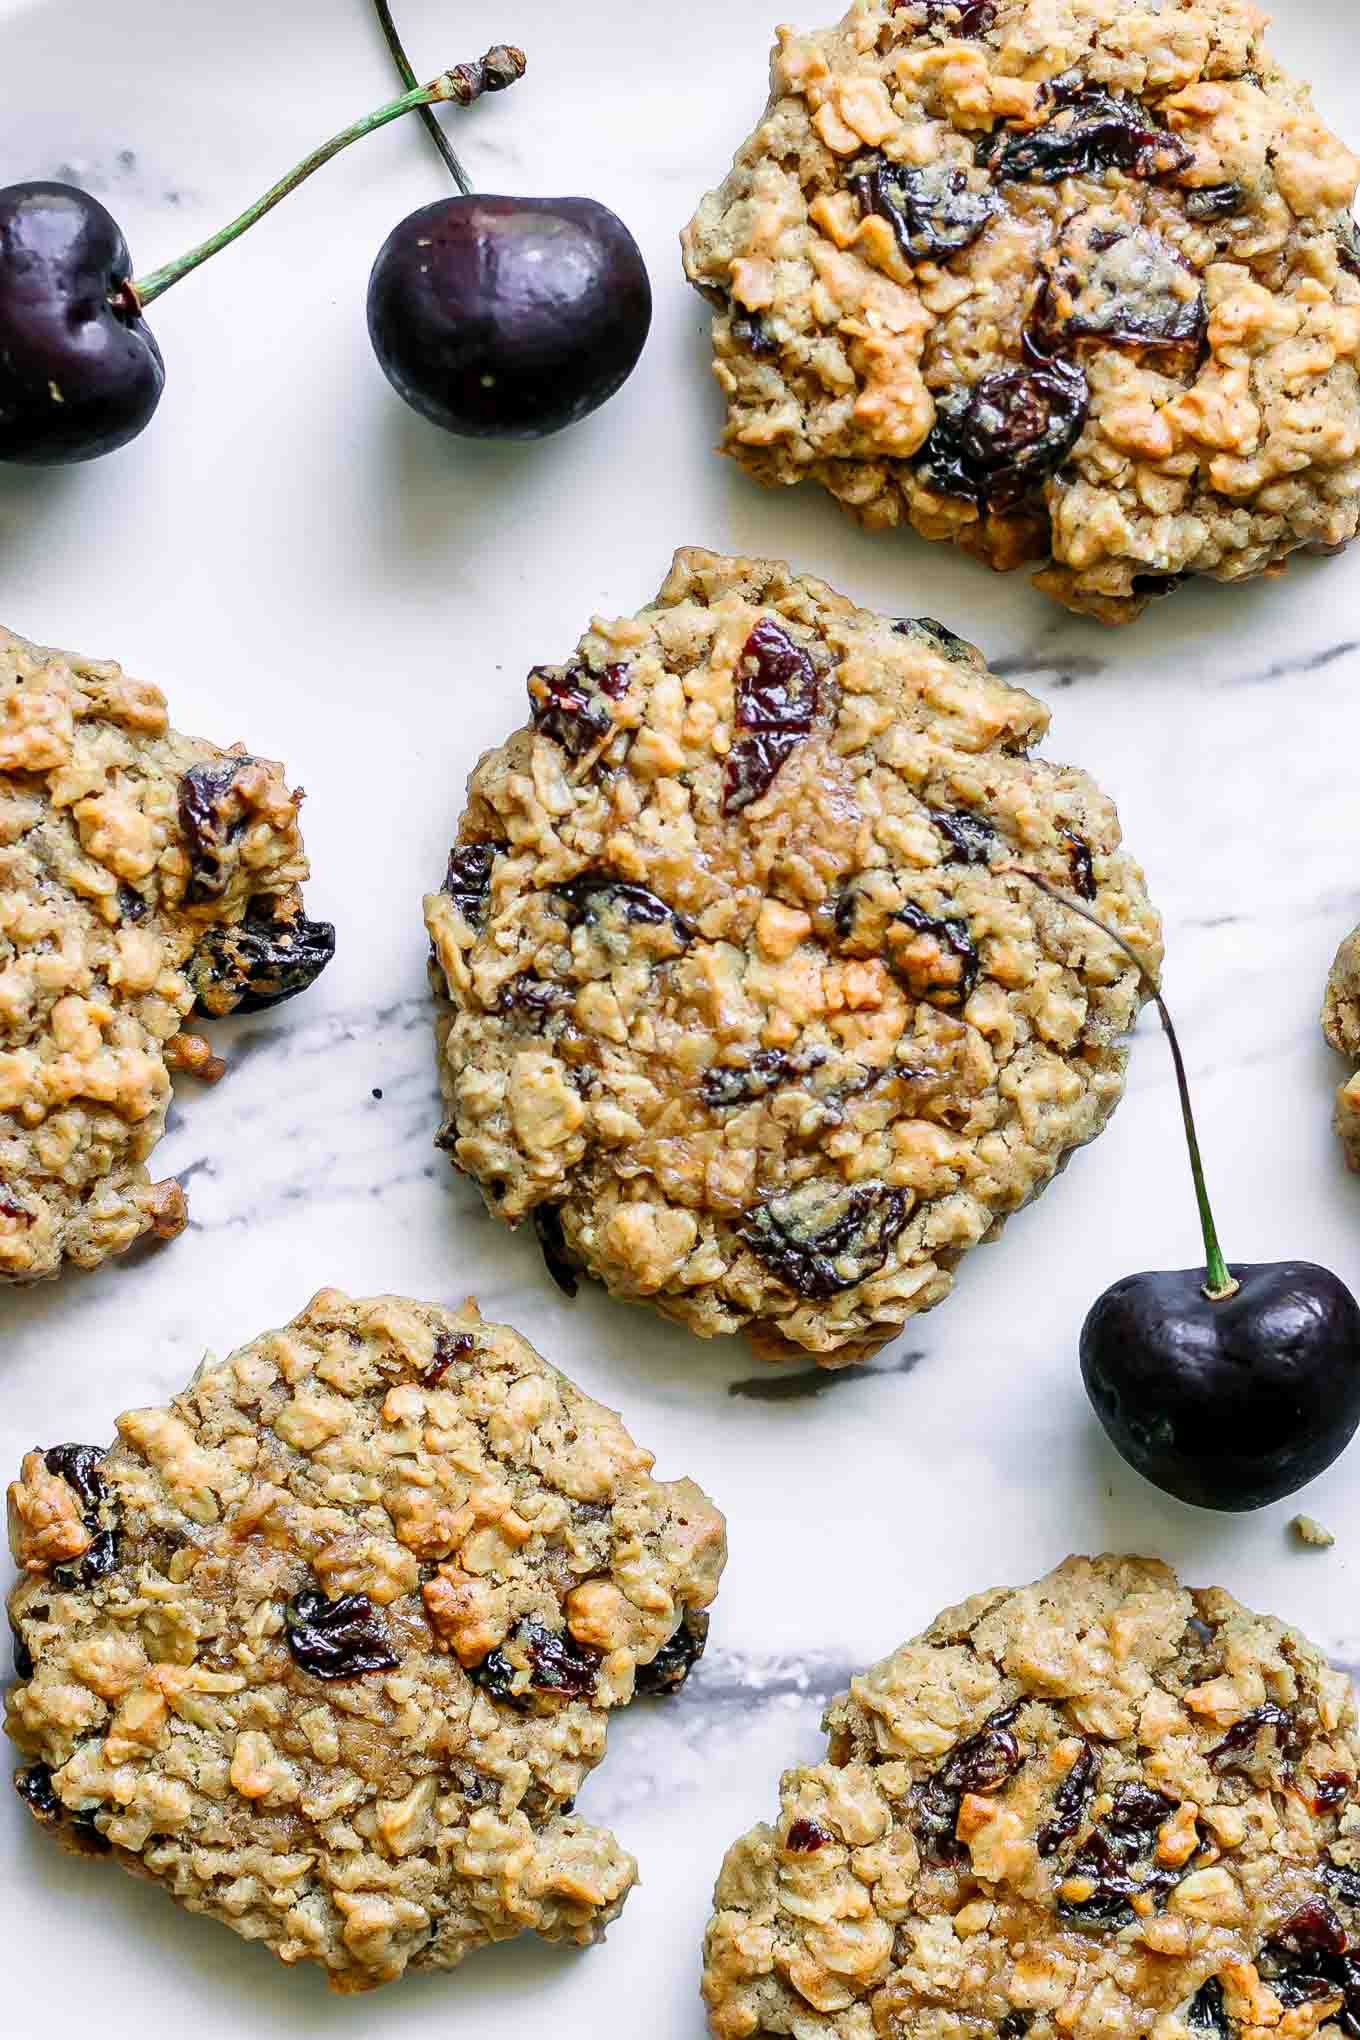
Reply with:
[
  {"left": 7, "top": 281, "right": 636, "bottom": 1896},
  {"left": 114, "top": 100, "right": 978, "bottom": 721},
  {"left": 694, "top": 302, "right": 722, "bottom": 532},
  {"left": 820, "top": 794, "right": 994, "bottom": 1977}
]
[
  {"left": 0, "top": 183, "right": 165, "bottom": 464},
  {"left": 1081, "top": 1261, "right": 1360, "bottom": 1512},
  {"left": 367, "top": 193, "right": 652, "bottom": 440}
]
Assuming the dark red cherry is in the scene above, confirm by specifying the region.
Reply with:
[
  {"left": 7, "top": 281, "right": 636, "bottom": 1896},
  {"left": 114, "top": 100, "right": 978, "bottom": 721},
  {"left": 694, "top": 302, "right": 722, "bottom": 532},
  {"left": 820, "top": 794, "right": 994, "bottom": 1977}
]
[
  {"left": 1015, "top": 869, "right": 1360, "bottom": 1514},
  {"left": 366, "top": 194, "right": 652, "bottom": 440},
  {"left": 0, "top": 183, "right": 164, "bottom": 465}
]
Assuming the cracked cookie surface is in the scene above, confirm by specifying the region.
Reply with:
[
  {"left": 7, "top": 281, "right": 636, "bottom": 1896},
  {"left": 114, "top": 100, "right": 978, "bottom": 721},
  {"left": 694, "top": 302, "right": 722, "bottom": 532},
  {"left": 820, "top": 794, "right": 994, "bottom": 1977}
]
[
  {"left": 703, "top": 1553, "right": 1360, "bottom": 2040},
  {"left": 1322, "top": 926, "right": 1360, "bottom": 1167},
  {"left": 681, "top": 0, "right": 1360, "bottom": 623},
  {"left": 424, "top": 547, "right": 1159, "bottom": 1364},
  {"left": 0, "top": 624, "right": 334, "bottom": 1281},
  {"left": 4, "top": 1289, "right": 727, "bottom": 1992}
]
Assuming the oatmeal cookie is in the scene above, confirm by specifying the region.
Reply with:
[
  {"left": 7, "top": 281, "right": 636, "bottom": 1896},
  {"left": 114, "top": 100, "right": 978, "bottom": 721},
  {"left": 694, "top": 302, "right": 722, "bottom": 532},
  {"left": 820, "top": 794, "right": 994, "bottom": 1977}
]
[
  {"left": 424, "top": 547, "right": 1159, "bottom": 1364},
  {"left": 1322, "top": 925, "right": 1360, "bottom": 1168},
  {"left": 703, "top": 1553, "right": 1360, "bottom": 2040},
  {"left": 681, "top": 1, "right": 1360, "bottom": 623},
  {"left": 5, "top": 1289, "right": 727, "bottom": 1992},
  {"left": 0, "top": 624, "right": 334, "bottom": 1281}
]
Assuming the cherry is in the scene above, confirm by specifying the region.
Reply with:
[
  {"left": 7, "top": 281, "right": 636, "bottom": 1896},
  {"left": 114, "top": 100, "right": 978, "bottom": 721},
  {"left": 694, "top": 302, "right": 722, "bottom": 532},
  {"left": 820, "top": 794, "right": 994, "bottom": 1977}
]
[
  {"left": 1015, "top": 871, "right": 1360, "bottom": 1513},
  {"left": 0, "top": 56, "right": 522, "bottom": 466},
  {"left": 365, "top": 2, "right": 652, "bottom": 439}
]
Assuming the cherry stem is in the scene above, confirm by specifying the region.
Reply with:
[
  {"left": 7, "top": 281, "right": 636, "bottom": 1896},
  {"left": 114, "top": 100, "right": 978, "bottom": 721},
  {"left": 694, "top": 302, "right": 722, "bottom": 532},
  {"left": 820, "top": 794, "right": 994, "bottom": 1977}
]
[
  {"left": 130, "top": 55, "right": 525, "bottom": 309},
  {"left": 373, "top": 0, "right": 471, "bottom": 195},
  {"left": 1010, "top": 867, "right": 1238, "bottom": 1305}
]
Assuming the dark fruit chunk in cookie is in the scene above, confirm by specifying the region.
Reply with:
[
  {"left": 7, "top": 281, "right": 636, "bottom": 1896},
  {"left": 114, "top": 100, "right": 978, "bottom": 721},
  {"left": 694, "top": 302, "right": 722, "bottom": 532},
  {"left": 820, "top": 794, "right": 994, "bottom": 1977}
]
[
  {"left": 786, "top": 1819, "right": 833, "bottom": 1852},
  {"left": 555, "top": 875, "right": 693, "bottom": 950},
  {"left": 1186, "top": 183, "right": 1245, "bottom": 222},
  {"left": 912, "top": 1704, "right": 1023, "bottom": 1864},
  {"left": 533, "top": 1204, "right": 582, "bottom": 1298},
  {"left": 894, "top": 616, "right": 978, "bottom": 662},
  {"left": 910, "top": 0, "right": 997, "bottom": 30},
  {"left": 1057, "top": 1784, "right": 1182, "bottom": 1929},
  {"left": 528, "top": 660, "right": 629, "bottom": 757},
  {"left": 496, "top": 974, "right": 571, "bottom": 1022},
  {"left": 723, "top": 620, "right": 820, "bottom": 815},
  {"left": 285, "top": 1589, "right": 400, "bottom": 1680},
  {"left": 849, "top": 155, "right": 997, "bottom": 263},
  {"left": 1208, "top": 1703, "right": 1297, "bottom": 1770},
  {"left": 422, "top": 1330, "right": 474, "bottom": 1387},
  {"left": 1187, "top": 1978, "right": 1231, "bottom": 2039},
  {"left": 634, "top": 1610, "right": 710, "bottom": 1696},
  {"left": 741, "top": 1180, "right": 908, "bottom": 1301},
  {"left": 1037, "top": 1739, "right": 1097, "bottom": 1854},
  {"left": 702, "top": 1047, "right": 803, "bottom": 1110},
  {"left": 189, "top": 892, "right": 335, "bottom": 1017},
  {"left": 730, "top": 308, "right": 777, "bottom": 355},
  {"left": 443, "top": 841, "right": 505, "bottom": 926},
  {"left": 915, "top": 342, "right": 1088, "bottom": 510},
  {"left": 13, "top": 1762, "right": 109, "bottom": 1850},
  {"left": 43, "top": 1443, "right": 105, "bottom": 1515},
  {"left": 1045, "top": 226, "right": 1206, "bottom": 349},
  {"left": 988, "top": 80, "right": 1194, "bottom": 184},
  {"left": 931, "top": 809, "right": 996, "bottom": 866},
  {"left": 888, "top": 903, "right": 980, "bottom": 1008},
  {"left": 1064, "top": 832, "right": 1097, "bottom": 901},
  {"left": 471, "top": 1619, "right": 601, "bottom": 1705},
  {"left": 179, "top": 758, "right": 261, "bottom": 903},
  {"left": 1259, "top": 1901, "right": 1360, "bottom": 2027}
]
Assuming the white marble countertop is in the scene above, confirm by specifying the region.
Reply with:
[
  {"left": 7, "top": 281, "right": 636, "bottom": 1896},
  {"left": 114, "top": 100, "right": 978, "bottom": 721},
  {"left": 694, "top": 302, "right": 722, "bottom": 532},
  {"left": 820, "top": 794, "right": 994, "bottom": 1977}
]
[{"left": 3, "top": 0, "right": 1360, "bottom": 2030}]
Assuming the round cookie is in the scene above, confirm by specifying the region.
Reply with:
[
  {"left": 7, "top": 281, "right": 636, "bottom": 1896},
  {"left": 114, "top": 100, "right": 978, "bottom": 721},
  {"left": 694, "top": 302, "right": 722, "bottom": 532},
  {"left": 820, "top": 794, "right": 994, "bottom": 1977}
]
[
  {"left": 0, "top": 624, "right": 334, "bottom": 1281},
  {"left": 681, "top": 0, "right": 1360, "bottom": 623},
  {"left": 424, "top": 547, "right": 1160, "bottom": 1364},
  {"left": 1322, "top": 926, "right": 1360, "bottom": 1167},
  {"left": 703, "top": 1553, "right": 1360, "bottom": 2040},
  {"left": 5, "top": 1289, "right": 727, "bottom": 1992}
]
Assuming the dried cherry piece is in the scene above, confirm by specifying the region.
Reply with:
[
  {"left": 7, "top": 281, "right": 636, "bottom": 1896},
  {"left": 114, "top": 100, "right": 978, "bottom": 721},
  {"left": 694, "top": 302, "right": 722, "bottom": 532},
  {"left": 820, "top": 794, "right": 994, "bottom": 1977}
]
[
  {"left": 443, "top": 840, "right": 505, "bottom": 926},
  {"left": 1107, "top": 1781, "right": 1177, "bottom": 1836},
  {"left": 723, "top": 619, "right": 820, "bottom": 815},
  {"left": 1187, "top": 1978, "right": 1231, "bottom": 2039},
  {"left": 471, "top": 1619, "right": 601, "bottom": 1705},
  {"left": 1038, "top": 1739, "right": 1097, "bottom": 1854},
  {"left": 916, "top": 338, "right": 1088, "bottom": 509},
  {"left": 11, "top": 1622, "right": 34, "bottom": 1681},
  {"left": 534, "top": 1204, "right": 582, "bottom": 1298},
  {"left": 1329, "top": 1864, "right": 1360, "bottom": 1908},
  {"left": 14, "top": 1762, "right": 60, "bottom": 1822},
  {"left": 43, "top": 1443, "right": 104, "bottom": 1515},
  {"left": 284, "top": 1588, "right": 399, "bottom": 1680},
  {"left": 116, "top": 881, "right": 147, "bottom": 923},
  {"left": 702, "top": 1047, "right": 792, "bottom": 1110},
  {"left": 787, "top": 1819, "right": 833, "bottom": 1852},
  {"left": 850, "top": 155, "right": 997, "bottom": 264},
  {"left": 889, "top": 902, "right": 980, "bottom": 1008},
  {"left": 188, "top": 891, "right": 335, "bottom": 1017},
  {"left": 1311, "top": 1773, "right": 1354, "bottom": 1814},
  {"left": 910, "top": 0, "right": 997, "bottom": 30},
  {"left": 1064, "top": 831, "right": 1097, "bottom": 900},
  {"left": 1186, "top": 183, "right": 1245, "bottom": 222},
  {"left": 894, "top": 616, "right": 976, "bottom": 661},
  {"left": 990, "top": 82, "right": 1194, "bottom": 184},
  {"left": 528, "top": 660, "right": 626, "bottom": 757},
  {"left": 1043, "top": 227, "right": 1206, "bottom": 350},
  {"left": 635, "top": 1610, "right": 710, "bottom": 1696},
  {"left": 912, "top": 1704, "right": 1024, "bottom": 1864},
  {"left": 423, "top": 1330, "right": 474, "bottom": 1387},
  {"left": 555, "top": 874, "right": 693, "bottom": 948},
  {"left": 178, "top": 757, "right": 261, "bottom": 904},
  {"left": 496, "top": 974, "right": 571, "bottom": 1022},
  {"left": 1209, "top": 1704, "right": 1296, "bottom": 1770},
  {"left": 932, "top": 809, "right": 996, "bottom": 866},
  {"left": 731, "top": 308, "right": 777, "bottom": 356},
  {"left": 998, "top": 2019, "right": 1032, "bottom": 2040},
  {"left": 740, "top": 1180, "right": 908, "bottom": 1301},
  {"left": 1278, "top": 1899, "right": 1349, "bottom": 1960},
  {"left": 60, "top": 1529, "right": 118, "bottom": 1586},
  {"left": 0, "top": 1195, "right": 33, "bottom": 1225}
]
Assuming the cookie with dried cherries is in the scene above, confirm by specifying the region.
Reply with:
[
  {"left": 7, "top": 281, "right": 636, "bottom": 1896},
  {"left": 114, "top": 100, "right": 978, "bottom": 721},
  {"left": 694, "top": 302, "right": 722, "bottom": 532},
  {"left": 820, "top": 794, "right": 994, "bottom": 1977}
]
[
  {"left": 1323, "top": 925, "right": 1360, "bottom": 1168},
  {"left": 702, "top": 1554, "right": 1360, "bottom": 2040},
  {"left": 682, "top": 0, "right": 1360, "bottom": 623},
  {"left": 0, "top": 624, "right": 333, "bottom": 1281},
  {"left": 424, "top": 547, "right": 1159, "bottom": 1364},
  {"left": 5, "top": 1290, "right": 726, "bottom": 1991}
]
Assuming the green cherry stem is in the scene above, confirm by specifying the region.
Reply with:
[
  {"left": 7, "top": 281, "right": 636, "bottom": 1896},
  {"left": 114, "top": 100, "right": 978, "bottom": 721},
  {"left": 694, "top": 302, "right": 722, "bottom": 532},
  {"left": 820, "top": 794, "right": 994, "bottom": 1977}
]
[
  {"left": 1009, "top": 866, "right": 1238, "bottom": 1305},
  {"left": 374, "top": 0, "right": 471, "bottom": 194},
  {"left": 129, "top": 57, "right": 525, "bottom": 310},
  {"left": 372, "top": 1, "right": 527, "bottom": 196}
]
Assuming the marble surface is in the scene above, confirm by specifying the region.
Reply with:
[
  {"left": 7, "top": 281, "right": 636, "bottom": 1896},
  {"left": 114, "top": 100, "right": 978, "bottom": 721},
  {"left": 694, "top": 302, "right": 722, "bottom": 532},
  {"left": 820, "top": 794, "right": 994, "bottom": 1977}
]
[{"left": 3, "top": 0, "right": 1360, "bottom": 2029}]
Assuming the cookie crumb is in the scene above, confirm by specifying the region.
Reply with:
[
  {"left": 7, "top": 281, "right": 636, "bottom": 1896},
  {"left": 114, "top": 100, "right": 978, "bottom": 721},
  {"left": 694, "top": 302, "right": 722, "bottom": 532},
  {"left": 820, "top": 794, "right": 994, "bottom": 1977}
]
[{"left": 1290, "top": 1514, "right": 1336, "bottom": 1549}]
